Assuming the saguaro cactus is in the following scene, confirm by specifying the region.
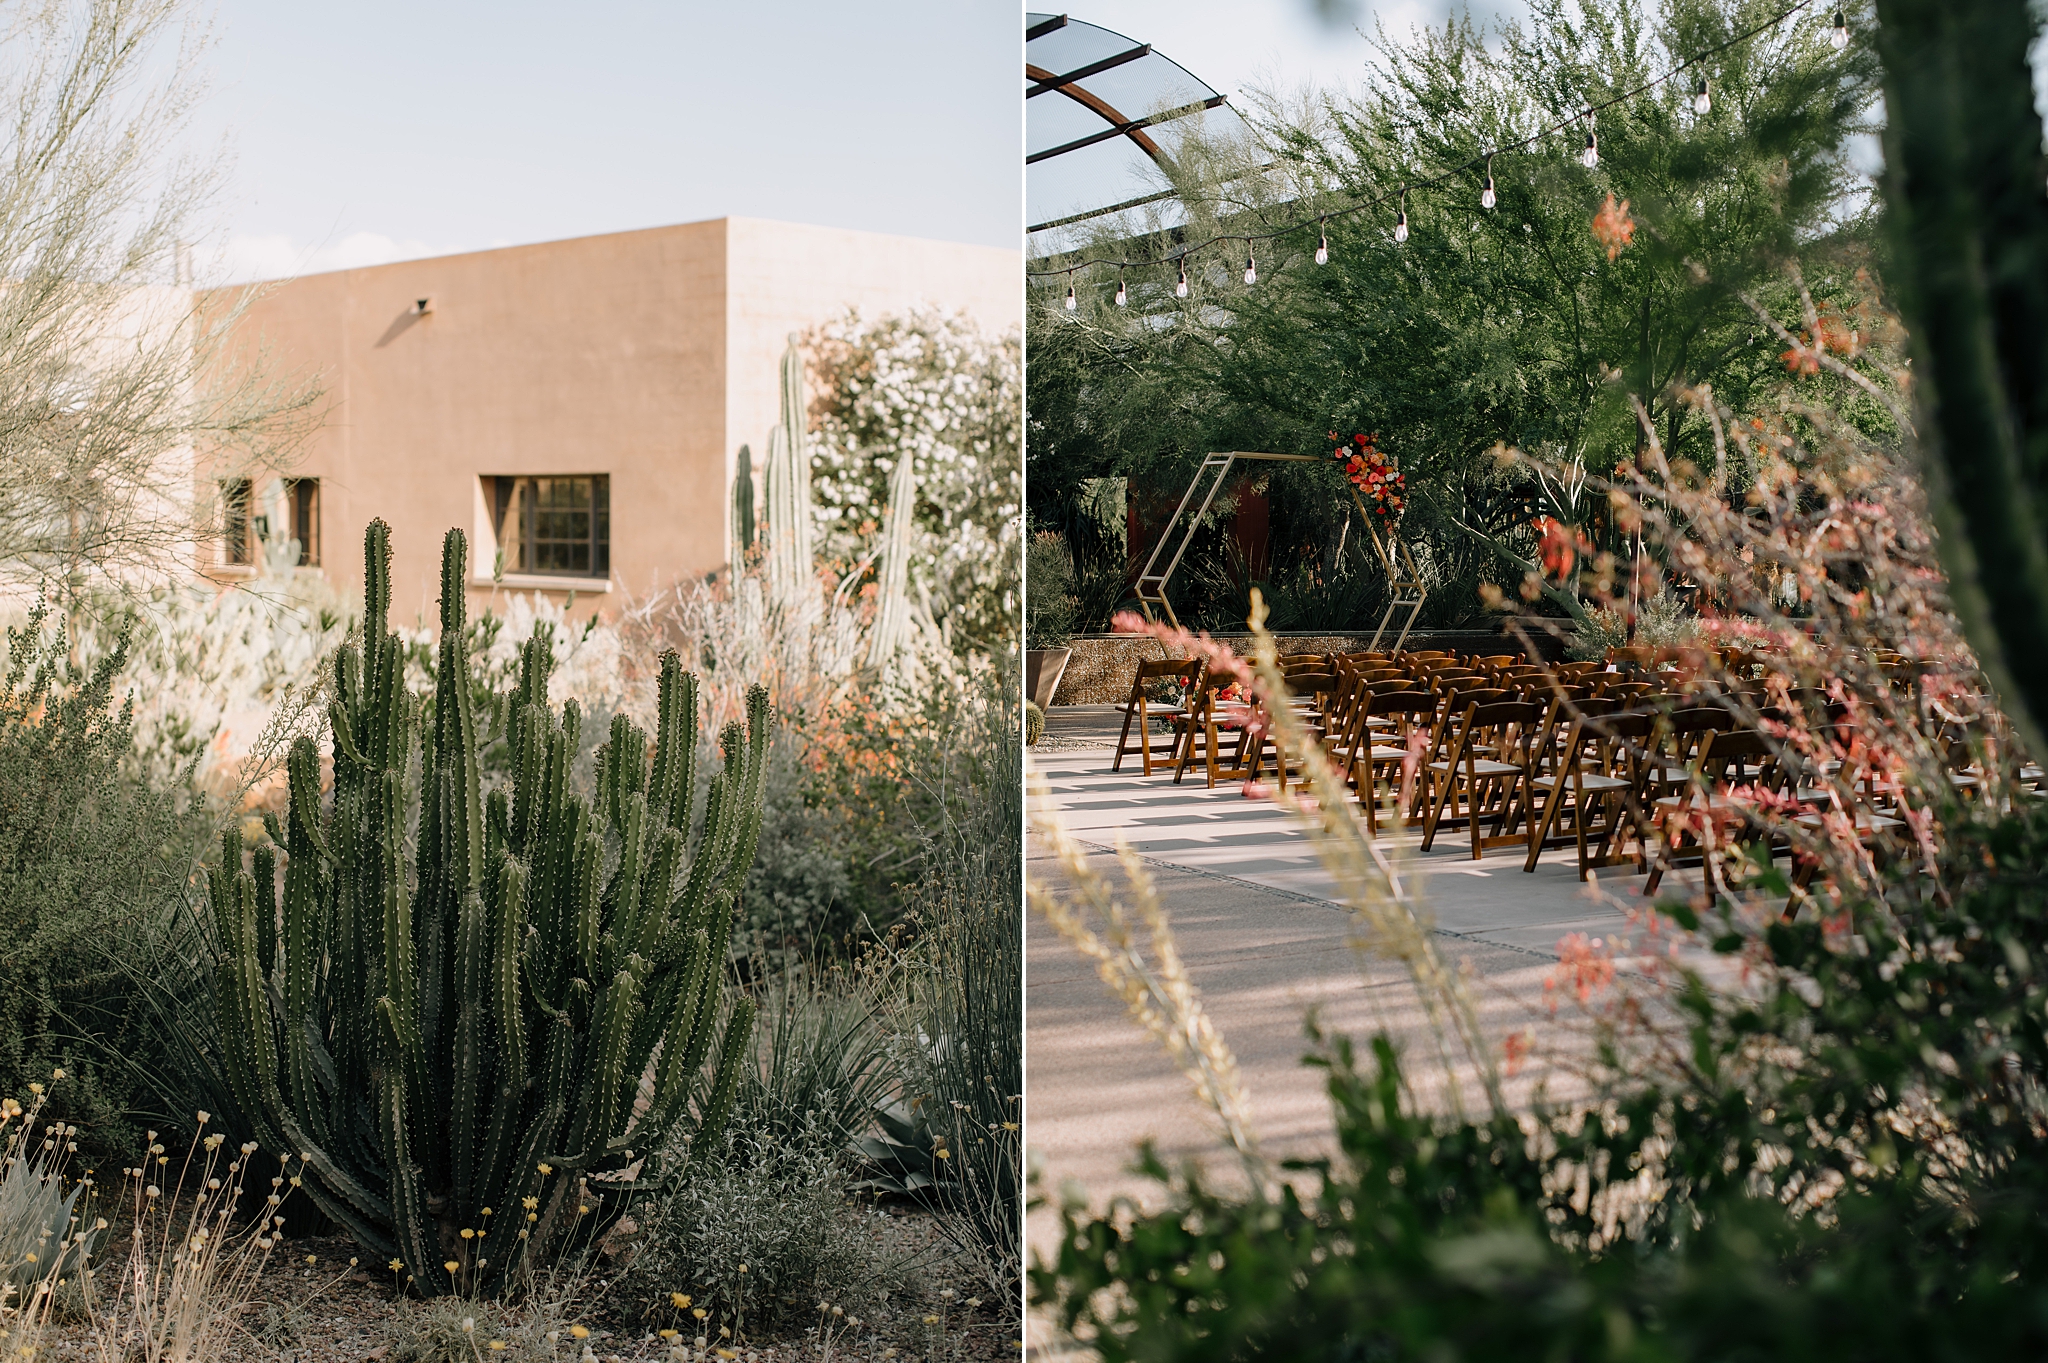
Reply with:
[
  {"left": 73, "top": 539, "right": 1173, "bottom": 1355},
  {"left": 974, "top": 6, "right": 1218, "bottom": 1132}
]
[{"left": 208, "top": 521, "right": 769, "bottom": 1291}]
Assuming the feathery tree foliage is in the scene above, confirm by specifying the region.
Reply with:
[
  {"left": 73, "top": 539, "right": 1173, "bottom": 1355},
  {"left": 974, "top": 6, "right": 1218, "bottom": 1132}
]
[{"left": 1028, "top": 0, "right": 1884, "bottom": 630}]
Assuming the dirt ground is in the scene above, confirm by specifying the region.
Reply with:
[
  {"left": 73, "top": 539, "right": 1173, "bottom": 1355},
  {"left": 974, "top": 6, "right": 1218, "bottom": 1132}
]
[{"left": 32, "top": 1207, "right": 1019, "bottom": 1363}]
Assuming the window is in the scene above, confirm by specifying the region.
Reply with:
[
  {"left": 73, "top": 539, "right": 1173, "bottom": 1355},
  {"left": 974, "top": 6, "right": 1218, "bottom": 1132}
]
[
  {"left": 221, "top": 478, "right": 253, "bottom": 566},
  {"left": 286, "top": 477, "right": 320, "bottom": 567},
  {"left": 490, "top": 475, "right": 610, "bottom": 577}
]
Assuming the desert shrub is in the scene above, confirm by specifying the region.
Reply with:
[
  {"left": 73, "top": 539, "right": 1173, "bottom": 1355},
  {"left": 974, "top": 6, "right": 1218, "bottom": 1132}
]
[
  {"left": 0, "top": 607, "right": 208, "bottom": 1154},
  {"left": 735, "top": 958, "right": 898, "bottom": 1153},
  {"left": 1563, "top": 592, "right": 1699, "bottom": 660},
  {"left": 1024, "top": 531, "right": 1077, "bottom": 649},
  {"left": 388, "top": 1297, "right": 559, "bottom": 1363},
  {"left": 738, "top": 733, "right": 860, "bottom": 952},
  {"left": 889, "top": 673, "right": 1022, "bottom": 1308},
  {"left": 625, "top": 1110, "right": 899, "bottom": 1337}
]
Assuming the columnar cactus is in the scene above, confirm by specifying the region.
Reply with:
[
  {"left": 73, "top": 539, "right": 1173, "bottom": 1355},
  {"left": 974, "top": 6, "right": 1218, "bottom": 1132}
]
[{"left": 207, "top": 521, "right": 768, "bottom": 1291}]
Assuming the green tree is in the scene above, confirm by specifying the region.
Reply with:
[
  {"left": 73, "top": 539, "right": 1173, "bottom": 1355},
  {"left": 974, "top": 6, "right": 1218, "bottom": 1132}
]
[{"left": 1028, "top": 0, "right": 1883, "bottom": 627}]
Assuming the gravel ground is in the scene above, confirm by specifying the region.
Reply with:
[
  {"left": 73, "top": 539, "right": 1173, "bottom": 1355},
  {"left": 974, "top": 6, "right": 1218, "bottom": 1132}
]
[{"left": 32, "top": 1209, "right": 1018, "bottom": 1363}]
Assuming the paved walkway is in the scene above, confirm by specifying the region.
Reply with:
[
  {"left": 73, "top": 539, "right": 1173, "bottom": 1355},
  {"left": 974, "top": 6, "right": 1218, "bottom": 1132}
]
[{"left": 1026, "top": 706, "right": 1709, "bottom": 1249}]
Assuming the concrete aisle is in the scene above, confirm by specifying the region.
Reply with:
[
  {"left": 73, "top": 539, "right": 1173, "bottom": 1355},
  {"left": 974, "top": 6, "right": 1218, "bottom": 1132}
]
[{"left": 1025, "top": 706, "right": 1701, "bottom": 1249}]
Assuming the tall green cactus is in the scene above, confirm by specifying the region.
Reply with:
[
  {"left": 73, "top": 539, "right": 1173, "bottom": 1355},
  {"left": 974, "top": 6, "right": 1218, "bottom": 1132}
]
[
  {"left": 206, "top": 521, "right": 770, "bottom": 1292},
  {"left": 1871, "top": 0, "right": 2048, "bottom": 753}
]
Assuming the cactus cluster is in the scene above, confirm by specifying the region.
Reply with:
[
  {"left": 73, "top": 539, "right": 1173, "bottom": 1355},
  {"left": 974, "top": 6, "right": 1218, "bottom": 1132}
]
[{"left": 207, "top": 521, "right": 769, "bottom": 1291}]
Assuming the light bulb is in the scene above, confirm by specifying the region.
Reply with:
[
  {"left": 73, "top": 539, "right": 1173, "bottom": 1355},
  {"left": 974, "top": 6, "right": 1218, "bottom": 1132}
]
[
  {"left": 1175, "top": 263, "right": 1189, "bottom": 297},
  {"left": 1480, "top": 154, "right": 1496, "bottom": 210},
  {"left": 1315, "top": 221, "right": 1329, "bottom": 265},
  {"left": 1064, "top": 282, "right": 1077, "bottom": 311},
  {"left": 1580, "top": 129, "right": 1599, "bottom": 169},
  {"left": 1243, "top": 251, "right": 1256, "bottom": 285},
  {"left": 1115, "top": 276, "right": 1127, "bottom": 307},
  {"left": 1693, "top": 77, "right": 1710, "bottom": 115},
  {"left": 1394, "top": 211, "right": 1409, "bottom": 244},
  {"left": 1829, "top": 9, "right": 1849, "bottom": 48}
]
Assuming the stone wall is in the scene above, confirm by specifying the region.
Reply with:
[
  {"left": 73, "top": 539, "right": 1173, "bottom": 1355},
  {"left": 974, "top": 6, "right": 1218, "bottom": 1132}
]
[{"left": 1049, "top": 627, "right": 1566, "bottom": 705}]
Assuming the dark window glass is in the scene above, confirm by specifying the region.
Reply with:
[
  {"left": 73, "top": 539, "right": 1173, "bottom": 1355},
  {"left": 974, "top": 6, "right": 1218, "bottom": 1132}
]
[
  {"left": 490, "top": 475, "right": 610, "bottom": 578},
  {"left": 221, "top": 478, "right": 252, "bottom": 565},
  {"left": 286, "top": 478, "right": 320, "bottom": 567}
]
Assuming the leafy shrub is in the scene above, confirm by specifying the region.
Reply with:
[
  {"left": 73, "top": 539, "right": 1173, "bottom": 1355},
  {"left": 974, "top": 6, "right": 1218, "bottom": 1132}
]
[
  {"left": 0, "top": 606, "right": 205, "bottom": 1154},
  {"left": 738, "top": 733, "right": 859, "bottom": 952},
  {"left": 1036, "top": 800, "right": 2048, "bottom": 1360}
]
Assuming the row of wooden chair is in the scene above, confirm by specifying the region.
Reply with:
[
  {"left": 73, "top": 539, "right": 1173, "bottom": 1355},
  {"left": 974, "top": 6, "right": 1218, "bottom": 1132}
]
[{"left": 1106, "top": 649, "right": 1951, "bottom": 898}]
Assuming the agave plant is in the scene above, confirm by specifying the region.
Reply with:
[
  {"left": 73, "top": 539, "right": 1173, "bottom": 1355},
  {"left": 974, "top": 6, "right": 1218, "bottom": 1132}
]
[{"left": 206, "top": 520, "right": 768, "bottom": 1291}]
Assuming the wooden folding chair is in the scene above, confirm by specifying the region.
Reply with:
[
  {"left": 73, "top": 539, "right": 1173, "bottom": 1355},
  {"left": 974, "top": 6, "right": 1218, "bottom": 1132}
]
[
  {"left": 1112, "top": 657, "right": 1202, "bottom": 776},
  {"left": 1421, "top": 700, "right": 1545, "bottom": 857},
  {"left": 1644, "top": 726, "right": 1789, "bottom": 896},
  {"left": 1522, "top": 699, "right": 1653, "bottom": 878},
  {"left": 1354, "top": 690, "right": 1441, "bottom": 835},
  {"left": 1172, "top": 673, "right": 1256, "bottom": 787}
]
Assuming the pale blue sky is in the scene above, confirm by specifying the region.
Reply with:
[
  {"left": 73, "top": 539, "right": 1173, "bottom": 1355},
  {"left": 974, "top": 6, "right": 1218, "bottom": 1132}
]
[{"left": 192, "top": 0, "right": 1020, "bottom": 282}]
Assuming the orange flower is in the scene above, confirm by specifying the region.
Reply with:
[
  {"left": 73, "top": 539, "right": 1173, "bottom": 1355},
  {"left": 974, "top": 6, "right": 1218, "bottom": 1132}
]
[{"left": 1591, "top": 193, "right": 1635, "bottom": 261}]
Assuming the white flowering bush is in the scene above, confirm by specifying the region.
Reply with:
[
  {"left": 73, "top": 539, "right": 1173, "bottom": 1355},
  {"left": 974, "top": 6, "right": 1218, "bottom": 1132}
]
[{"left": 806, "top": 308, "right": 1021, "bottom": 656}]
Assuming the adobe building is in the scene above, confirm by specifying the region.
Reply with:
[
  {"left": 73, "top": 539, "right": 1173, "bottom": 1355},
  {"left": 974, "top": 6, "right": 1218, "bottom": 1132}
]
[{"left": 201, "top": 217, "right": 1018, "bottom": 624}]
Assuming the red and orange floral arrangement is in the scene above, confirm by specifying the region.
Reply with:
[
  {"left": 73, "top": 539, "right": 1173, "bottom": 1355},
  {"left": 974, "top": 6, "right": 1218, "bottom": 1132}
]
[{"left": 1332, "top": 430, "right": 1405, "bottom": 528}]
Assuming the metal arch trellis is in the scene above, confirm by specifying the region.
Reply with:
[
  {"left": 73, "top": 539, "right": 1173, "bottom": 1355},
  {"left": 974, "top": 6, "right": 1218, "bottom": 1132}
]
[{"left": 1131, "top": 451, "right": 1429, "bottom": 650}]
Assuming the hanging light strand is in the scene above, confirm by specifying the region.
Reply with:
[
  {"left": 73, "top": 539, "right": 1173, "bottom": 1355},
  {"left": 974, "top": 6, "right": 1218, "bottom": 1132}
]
[{"left": 1029, "top": 0, "right": 1835, "bottom": 290}]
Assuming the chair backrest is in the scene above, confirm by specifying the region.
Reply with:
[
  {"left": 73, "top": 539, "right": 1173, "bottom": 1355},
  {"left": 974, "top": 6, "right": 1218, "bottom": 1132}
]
[
  {"left": 1454, "top": 699, "right": 1546, "bottom": 766},
  {"left": 1368, "top": 689, "right": 1440, "bottom": 717},
  {"left": 1129, "top": 657, "right": 1199, "bottom": 685},
  {"left": 1280, "top": 654, "right": 1329, "bottom": 675},
  {"left": 1283, "top": 670, "right": 1339, "bottom": 704}
]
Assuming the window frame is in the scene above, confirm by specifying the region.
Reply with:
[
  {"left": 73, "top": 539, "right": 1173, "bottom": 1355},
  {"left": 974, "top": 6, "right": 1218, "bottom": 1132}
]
[
  {"left": 285, "top": 477, "right": 320, "bottom": 567},
  {"left": 220, "top": 477, "right": 254, "bottom": 566},
  {"left": 488, "top": 474, "right": 611, "bottom": 580}
]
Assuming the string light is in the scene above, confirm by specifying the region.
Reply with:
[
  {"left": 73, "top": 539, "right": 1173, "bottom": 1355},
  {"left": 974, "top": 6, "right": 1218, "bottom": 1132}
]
[
  {"left": 1829, "top": 8, "right": 1849, "bottom": 48},
  {"left": 1026, "top": 0, "right": 1823, "bottom": 297}
]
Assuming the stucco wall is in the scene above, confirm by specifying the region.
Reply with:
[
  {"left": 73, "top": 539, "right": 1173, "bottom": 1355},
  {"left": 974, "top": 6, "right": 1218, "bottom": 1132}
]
[{"left": 204, "top": 217, "right": 1020, "bottom": 624}]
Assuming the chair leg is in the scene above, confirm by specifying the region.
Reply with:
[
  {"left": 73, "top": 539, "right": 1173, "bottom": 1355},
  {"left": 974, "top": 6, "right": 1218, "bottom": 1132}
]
[
  {"left": 1470, "top": 774, "right": 1484, "bottom": 860},
  {"left": 1524, "top": 779, "right": 1566, "bottom": 873},
  {"left": 1113, "top": 701, "right": 1138, "bottom": 773}
]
